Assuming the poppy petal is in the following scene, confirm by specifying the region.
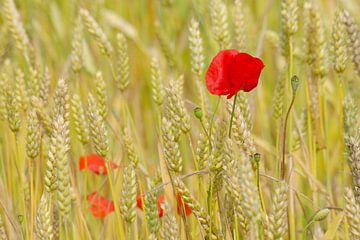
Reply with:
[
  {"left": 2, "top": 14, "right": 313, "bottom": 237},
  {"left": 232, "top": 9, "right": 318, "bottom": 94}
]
[
  {"left": 205, "top": 50, "right": 264, "bottom": 98},
  {"left": 176, "top": 193, "right": 192, "bottom": 216},
  {"left": 136, "top": 194, "right": 144, "bottom": 210},
  {"left": 157, "top": 195, "right": 165, "bottom": 218},
  {"left": 79, "top": 154, "right": 119, "bottom": 175},
  {"left": 87, "top": 192, "right": 115, "bottom": 218}
]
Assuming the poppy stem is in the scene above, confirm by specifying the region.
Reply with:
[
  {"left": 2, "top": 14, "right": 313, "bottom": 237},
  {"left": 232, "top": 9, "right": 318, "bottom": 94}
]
[
  {"left": 281, "top": 94, "right": 296, "bottom": 180},
  {"left": 228, "top": 93, "right": 238, "bottom": 138}
]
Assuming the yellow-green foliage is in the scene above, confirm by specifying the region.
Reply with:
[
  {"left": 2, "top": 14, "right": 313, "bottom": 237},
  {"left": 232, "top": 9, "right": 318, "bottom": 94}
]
[{"left": 0, "top": 1, "right": 359, "bottom": 239}]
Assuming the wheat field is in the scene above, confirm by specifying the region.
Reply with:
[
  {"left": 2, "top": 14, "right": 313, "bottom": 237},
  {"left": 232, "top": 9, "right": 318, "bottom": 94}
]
[{"left": 0, "top": 0, "right": 359, "bottom": 239}]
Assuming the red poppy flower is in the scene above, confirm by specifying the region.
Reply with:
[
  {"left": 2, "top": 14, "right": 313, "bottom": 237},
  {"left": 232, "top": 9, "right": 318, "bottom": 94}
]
[
  {"left": 79, "top": 154, "right": 119, "bottom": 175},
  {"left": 136, "top": 194, "right": 165, "bottom": 218},
  {"left": 137, "top": 194, "right": 192, "bottom": 217},
  {"left": 205, "top": 50, "right": 264, "bottom": 99},
  {"left": 176, "top": 193, "right": 192, "bottom": 216},
  {"left": 87, "top": 192, "right": 115, "bottom": 218}
]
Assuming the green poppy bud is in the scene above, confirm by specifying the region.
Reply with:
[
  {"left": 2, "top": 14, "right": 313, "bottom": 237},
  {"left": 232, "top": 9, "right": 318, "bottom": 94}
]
[
  {"left": 291, "top": 75, "right": 300, "bottom": 92},
  {"left": 194, "top": 107, "right": 203, "bottom": 120},
  {"left": 254, "top": 153, "right": 261, "bottom": 163}
]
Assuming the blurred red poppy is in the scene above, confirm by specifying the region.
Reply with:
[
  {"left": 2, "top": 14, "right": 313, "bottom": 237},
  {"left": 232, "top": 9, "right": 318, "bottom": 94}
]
[
  {"left": 205, "top": 50, "right": 264, "bottom": 99},
  {"left": 136, "top": 194, "right": 192, "bottom": 217},
  {"left": 79, "top": 154, "right": 119, "bottom": 175},
  {"left": 136, "top": 194, "right": 165, "bottom": 218},
  {"left": 176, "top": 193, "right": 192, "bottom": 216},
  {"left": 87, "top": 192, "right": 115, "bottom": 218}
]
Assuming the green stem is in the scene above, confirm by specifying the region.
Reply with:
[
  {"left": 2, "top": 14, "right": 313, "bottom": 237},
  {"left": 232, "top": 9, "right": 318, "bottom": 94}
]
[
  {"left": 229, "top": 93, "right": 238, "bottom": 138},
  {"left": 256, "top": 162, "right": 266, "bottom": 213},
  {"left": 281, "top": 93, "right": 296, "bottom": 180}
]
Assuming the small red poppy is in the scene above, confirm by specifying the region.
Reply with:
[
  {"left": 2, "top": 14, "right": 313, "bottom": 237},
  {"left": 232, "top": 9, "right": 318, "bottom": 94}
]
[
  {"left": 136, "top": 194, "right": 192, "bottom": 217},
  {"left": 205, "top": 50, "right": 264, "bottom": 99},
  {"left": 136, "top": 194, "right": 165, "bottom": 218},
  {"left": 79, "top": 154, "right": 119, "bottom": 175},
  {"left": 87, "top": 192, "right": 115, "bottom": 218},
  {"left": 176, "top": 193, "right": 192, "bottom": 216}
]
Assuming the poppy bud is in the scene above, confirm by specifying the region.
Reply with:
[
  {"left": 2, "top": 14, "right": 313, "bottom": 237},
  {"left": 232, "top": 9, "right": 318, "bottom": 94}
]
[
  {"left": 291, "top": 75, "right": 300, "bottom": 93},
  {"left": 254, "top": 153, "right": 261, "bottom": 163},
  {"left": 194, "top": 107, "right": 203, "bottom": 120}
]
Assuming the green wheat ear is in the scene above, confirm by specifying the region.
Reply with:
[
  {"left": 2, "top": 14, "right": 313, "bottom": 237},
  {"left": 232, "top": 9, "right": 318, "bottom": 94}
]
[
  {"left": 210, "top": 0, "right": 231, "bottom": 50},
  {"left": 80, "top": 8, "right": 113, "bottom": 57},
  {"left": 121, "top": 166, "right": 137, "bottom": 224},
  {"left": 35, "top": 193, "right": 54, "bottom": 240},
  {"left": 150, "top": 57, "right": 165, "bottom": 106},
  {"left": 115, "top": 33, "right": 130, "bottom": 92}
]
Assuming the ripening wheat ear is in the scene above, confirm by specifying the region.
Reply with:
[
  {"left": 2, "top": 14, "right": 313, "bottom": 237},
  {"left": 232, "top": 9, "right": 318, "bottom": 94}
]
[
  {"left": 188, "top": 18, "right": 205, "bottom": 78},
  {"left": 71, "top": 16, "right": 84, "bottom": 74},
  {"left": 344, "top": 188, "right": 360, "bottom": 239},
  {"left": 53, "top": 116, "right": 72, "bottom": 219},
  {"left": 279, "top": 0, "right": 298, "bottom": 57},
  {"left": 115, "top": 33, "right": 130, "bottom": 92},
  {"left": 123, "top": 127, "right": 139, "bottom": 168},
  {"left": 15, "top": 68, "right": 28, "bottom": 112},
  {"left": 35, "top": 193, "right": 53, "bottom": 240},
  {"left": 95, "top": 71, "right": 108, "bottom": 119},
  {"left": 30, "top": 96, "right": 52, "bottom": 135},
  {"left": 269, "top": 181, "right": 288, "bottom": 239},
  {"left": 196, "top": 122, "right": 211, "bottom": 170},
  {"left": 209, "top": 121, "right": 227, "bottom": 194},
  {"left": 210, "top": 0, "right": 231, "bottom": 50},
  {"left": 87, "top": 94, "right": 109, "bottom": 158},
  {"left": 5, "top": 76, "right": 21, "bottom": 133},
  {"left": 71, "top": 94, "right": 90, "bottom": 145},
  {"left": 145, "top": 177, "right": 161, "bottom": 235},
  {"left": 224, "top": 155, "right": 249, "bottom": 234},
  {"left": 345, "top": 135, "right": 360, "bottom": 203},
  {"left": 304, "top": 2, "right": 327, "bottom": 79},
  {"left": 53, "top": 78, "right": 70, "bottom": 148},
  {"left": 272, "top": 72, "right": 286, "bottom": 120},
  {"left": 234, "top": 0, "right": 247, "bottom": 51},
  {"left": 26, "top": 109, "right": 41, "bottom": 160},
  {"left": 162, "top": 205, "right": 179, "bottom": 240},
  {"left": 292, "top": 109, "right": 308, "bottom": 151},
  {"left": 80, "top": 8, "right": 113, "bottom": 57},
  {"left": 343, "top": 10, "right": 360, "bottom": 76},
  {"left": 155, "top": 24, "right": 176, "bottom": 69},
  {"left": 2, "top": 0, "right": 30, "bottom": 57},
  {"left": 165, "top": 77, "right": 191, "bottom": 139},
  {"left": 226, "top": 99, "right": 255, "bottom": 156},
  {"left": 28, "top": 66, "right": 41, "bottom": 98},
  {"left": 343, "top": 94, "right": 358, "bottom": 138},
  {"left": 0, "top": 75, "right": 8, "bottom": 121},
  {"left": 161, "top": 117, "right": 183, "bottom": 174},
  {"left": 39, "top": 67, "right": 51, "bottom": 105},
  {"left": 121, "top": 166, "right": 137, "bottom": 224},
  {"left": 331, "top": 10, "right": 348, "bottom": 74},
  {"left": 174, "top": 178, "right": 221, "bottom": 239},
  {"left": 150, "top": 57, "right": 165, "bottom": 106},
  {"left": 237, "top": 92, "right": 253, "bottom": 131},
  {"left": 237, "top": 153, "right": 261, "bottom": 223}
]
